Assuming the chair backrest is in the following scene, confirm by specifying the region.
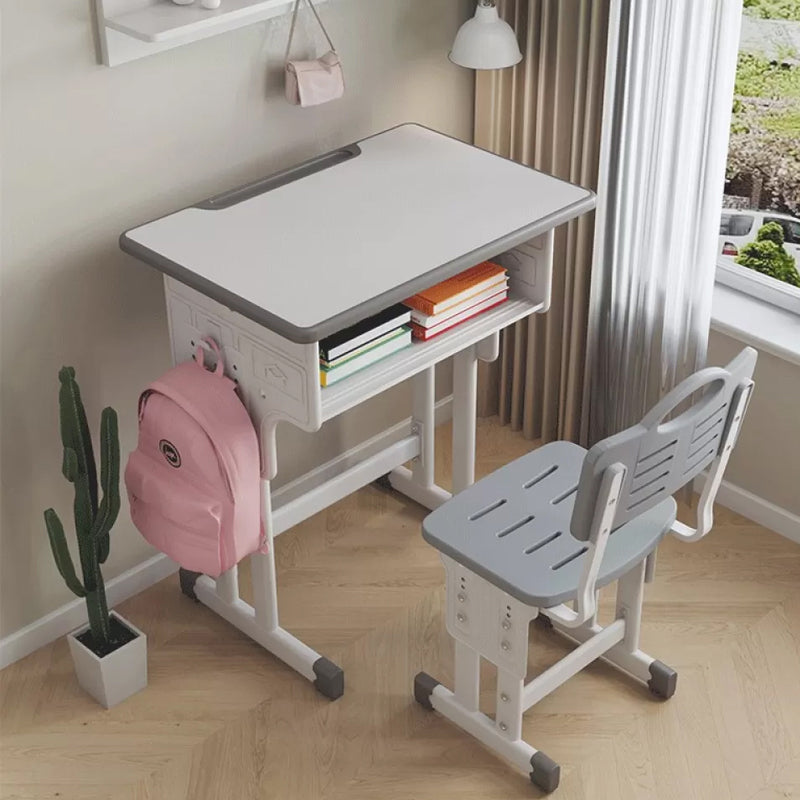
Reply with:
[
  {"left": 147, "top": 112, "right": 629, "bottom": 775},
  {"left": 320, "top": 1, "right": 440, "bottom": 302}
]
[{"left": 570, "top": 347, "right": 757, "bottom": 542}]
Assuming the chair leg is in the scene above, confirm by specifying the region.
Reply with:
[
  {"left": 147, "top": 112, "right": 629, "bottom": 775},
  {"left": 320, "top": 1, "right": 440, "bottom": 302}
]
[
  {"left": 496, "top": 667, "right": 524, "bottom": 740},
  {"left": 414, "top": 671, "right": 560, "bottom": 793},
  {"left": 615, "top": 558, "right": 677, "bottom": 698},
  {"left": 414, "top": 564, "right": 561, "bottom": 792},
  {"left": 540, "top": 559, "right": 678, "bottom": 699},
  {"left": 454, "top": 640, "right": 480, "bottom": 712}
]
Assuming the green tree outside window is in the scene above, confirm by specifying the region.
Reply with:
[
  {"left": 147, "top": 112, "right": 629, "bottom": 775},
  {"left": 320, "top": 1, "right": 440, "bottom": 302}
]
[{"left": 735, "top": 221, "right": 800, "bottom": 287}]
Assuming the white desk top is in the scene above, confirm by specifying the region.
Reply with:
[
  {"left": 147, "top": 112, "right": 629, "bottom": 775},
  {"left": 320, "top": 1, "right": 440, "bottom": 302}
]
[{"left": 122, "top": 124, "right": 595, "bottom": 343}]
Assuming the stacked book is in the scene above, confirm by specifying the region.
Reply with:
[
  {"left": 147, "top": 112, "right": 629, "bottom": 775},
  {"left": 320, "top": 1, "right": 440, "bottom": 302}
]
[
  {"left": 404, "top": 261, "right": 508, "bottom": 341},
  {"left": 319, "top": 303, "right": 412, "bottom": 387}
]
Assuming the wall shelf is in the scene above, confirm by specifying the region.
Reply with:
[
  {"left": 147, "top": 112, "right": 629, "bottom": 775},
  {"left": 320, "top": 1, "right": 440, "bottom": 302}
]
[{"left": 95, "top": 0, "right": 328, "bottom": 66}]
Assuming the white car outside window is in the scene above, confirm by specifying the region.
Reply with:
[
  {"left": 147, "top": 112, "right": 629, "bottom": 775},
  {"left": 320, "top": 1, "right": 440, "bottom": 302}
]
[
  {"left": 716, "top": 209, "right": 800, "bottom": 316},
  {"left": 719, "top": 209, "right": 800, "bottom": 268}
]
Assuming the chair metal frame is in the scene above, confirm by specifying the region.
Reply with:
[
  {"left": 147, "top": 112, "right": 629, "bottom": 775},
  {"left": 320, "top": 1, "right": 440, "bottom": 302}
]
[{"left": 415, "top": 348, "right": 756, "bottom": 793}]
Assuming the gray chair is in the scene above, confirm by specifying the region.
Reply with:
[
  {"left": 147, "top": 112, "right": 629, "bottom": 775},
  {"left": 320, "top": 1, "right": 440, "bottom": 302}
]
[{"left": 414, "top": 347, "right": 757, "bottom": 793}]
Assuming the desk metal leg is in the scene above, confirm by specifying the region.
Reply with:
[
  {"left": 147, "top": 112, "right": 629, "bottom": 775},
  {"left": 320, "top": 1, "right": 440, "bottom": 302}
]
[
  {"left": 253, "top": 482, "right": 279, "bottom": 629},
  {"left": 452, "top": 345, "right": 478, "bottom": 494},
  {"left": 446, "top": 345, "right": 483, "bottom": 714},
  {"left": 179, "top": 478, "right": 345, "bottom": 700},
  {"left": 389, "top": 366, "right": 452, "bottom": 510},
  {"left": 390, "top": 343, "right": 482, "bottom": 508},
  {"left": 411, "top": 366, "right": 436, "bottom": 488},
  {"left": 215, "top": 566, "right": 239, "bottom": 605}
]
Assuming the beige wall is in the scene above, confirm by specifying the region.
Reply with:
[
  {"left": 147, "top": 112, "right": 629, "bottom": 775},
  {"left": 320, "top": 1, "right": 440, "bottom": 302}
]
[
  {"left": 0, "top": 0, "right": 474, "bottom": 638},
  {"left": 706, "top": 330, "right": 800, "bottom": 517}
]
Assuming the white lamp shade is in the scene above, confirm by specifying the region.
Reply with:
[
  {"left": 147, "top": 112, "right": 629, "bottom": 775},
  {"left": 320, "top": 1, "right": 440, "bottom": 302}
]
[{"left": 449, "top": 3, "right": 523, "bottom": 70}]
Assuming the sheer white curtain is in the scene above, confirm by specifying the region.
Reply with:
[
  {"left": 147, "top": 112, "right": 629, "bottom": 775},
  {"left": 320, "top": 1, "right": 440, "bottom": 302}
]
[{"left": 583, "top": 0, "right": 743, "bottom": 443}]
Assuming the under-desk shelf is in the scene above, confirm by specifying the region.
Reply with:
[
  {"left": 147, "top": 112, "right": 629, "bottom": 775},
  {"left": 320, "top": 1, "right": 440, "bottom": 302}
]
[
  {"left": 164, "top": 273, "right": 544, "bottom": 448},
  {"left": 96, "top": 0, "right": 328, "bottom": 65},
  {"left": 319, "top": 296, "right": 542, "bottom": 422}
]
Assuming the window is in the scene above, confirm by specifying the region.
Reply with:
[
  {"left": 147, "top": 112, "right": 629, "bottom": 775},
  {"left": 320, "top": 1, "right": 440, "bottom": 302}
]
[
  {"left": 765, "top": 217, "right": 800, "bottom": 245},
  {"left": 720, "top": 213, "right": 754, "bottom": 237},
  {"left": 719, "top": 2, "right": 800, "bottom": 316}
]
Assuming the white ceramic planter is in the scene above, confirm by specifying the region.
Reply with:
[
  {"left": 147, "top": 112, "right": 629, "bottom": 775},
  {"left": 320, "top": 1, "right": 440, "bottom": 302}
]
[{"left": 67, "top": 611, "right": 147, "bottom": 708}]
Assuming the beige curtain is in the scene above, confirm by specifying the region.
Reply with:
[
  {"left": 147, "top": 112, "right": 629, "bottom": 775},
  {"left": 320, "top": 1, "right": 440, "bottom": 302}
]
[{"left": 475, "top": 0, "right": 609, "bottom": 445}]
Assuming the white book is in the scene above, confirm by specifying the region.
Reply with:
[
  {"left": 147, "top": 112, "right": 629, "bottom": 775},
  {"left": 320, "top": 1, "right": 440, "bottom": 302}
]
[
  {"left": 320, "top": 328, "right": 413, "bottom": 387},
  {"left": 319, "top": 304, "right": 411, "bottom": 361},
  {"left": 409, "top": 281, "right": 509, "bottom": 328}
]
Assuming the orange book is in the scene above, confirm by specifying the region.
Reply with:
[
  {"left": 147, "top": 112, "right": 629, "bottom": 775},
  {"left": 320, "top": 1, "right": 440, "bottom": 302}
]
[
  {"left": 409, "top": 293, "right": 508, "bottom": 341},
  {"left": 405, "top": 261, "right": 507, "bottom": 316}
]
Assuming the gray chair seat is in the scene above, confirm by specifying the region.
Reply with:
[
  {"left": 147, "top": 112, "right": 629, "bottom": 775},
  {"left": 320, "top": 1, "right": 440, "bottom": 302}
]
[{"left": 423, "top": 441, "right": 677, "bottom": 607}]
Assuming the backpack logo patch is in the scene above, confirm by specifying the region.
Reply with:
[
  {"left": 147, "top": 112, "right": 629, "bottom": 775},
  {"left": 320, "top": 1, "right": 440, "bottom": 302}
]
[{"left": 159, "top": 439, "right": 181, "bottom": 468}]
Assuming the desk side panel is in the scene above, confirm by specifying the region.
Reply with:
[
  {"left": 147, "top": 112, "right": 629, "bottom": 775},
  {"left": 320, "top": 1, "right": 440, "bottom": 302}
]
[{"left": 163, "top": 277, "right": 322, "bottom": 475}]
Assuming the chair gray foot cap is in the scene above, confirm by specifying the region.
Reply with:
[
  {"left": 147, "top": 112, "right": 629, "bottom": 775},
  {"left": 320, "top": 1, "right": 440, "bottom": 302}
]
[
  {"left": 530, "top": 751, "right": 560, "bottom": 793},
  {"left": 179, "top": 569, "right": 202, "bottom": 601},
  {"left": 313, "top": 657, "right": 344, "bottom": 700},
  {"left": 648, "top": 660, "right": 677, "bottom": 699},
  {"left": 533, "top": 613, "right": 554, "bottom": 631},
  {"left": 374, "top": 473, "right": 393, "bottom": 490},
  {"left": 414, "top": 672, "right": 440, "bottom": 710}
]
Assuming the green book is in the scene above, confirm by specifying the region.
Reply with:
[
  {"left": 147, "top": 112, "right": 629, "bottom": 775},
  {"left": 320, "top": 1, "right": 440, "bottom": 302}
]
[{"left": 320, "top": 328, "right": 413, "bottom": 387}]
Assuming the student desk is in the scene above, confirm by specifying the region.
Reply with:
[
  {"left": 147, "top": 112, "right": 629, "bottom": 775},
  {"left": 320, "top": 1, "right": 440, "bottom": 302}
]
[{"left": 121, "top": 124, "right": 596, "bottom": 699}]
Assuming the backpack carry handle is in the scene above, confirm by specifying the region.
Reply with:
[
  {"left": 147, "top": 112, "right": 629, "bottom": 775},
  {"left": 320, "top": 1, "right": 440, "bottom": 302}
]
[{"left": 195, "top": 337, "right": 225, "bottom": 378}]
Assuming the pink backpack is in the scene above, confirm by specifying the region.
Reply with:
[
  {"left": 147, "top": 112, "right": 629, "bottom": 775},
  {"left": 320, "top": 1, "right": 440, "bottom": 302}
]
[{"left": 125, "top": 338, "right": 264, "bottom": 577}]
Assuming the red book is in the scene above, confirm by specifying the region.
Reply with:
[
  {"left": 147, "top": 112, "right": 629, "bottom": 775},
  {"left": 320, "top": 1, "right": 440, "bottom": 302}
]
[{"left": 410, "top": 293, "right": 508, "bottom": 341}]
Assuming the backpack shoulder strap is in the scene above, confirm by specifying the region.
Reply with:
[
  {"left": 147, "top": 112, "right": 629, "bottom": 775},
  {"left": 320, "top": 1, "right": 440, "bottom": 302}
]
[{"left": 145, "top": 358, "right": 251, "bottom": 487}]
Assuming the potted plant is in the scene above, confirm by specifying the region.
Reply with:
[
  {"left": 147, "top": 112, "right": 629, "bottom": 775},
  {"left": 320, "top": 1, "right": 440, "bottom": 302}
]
[{"left": 43, "top": 367, "right": 146, "bottom": 708}]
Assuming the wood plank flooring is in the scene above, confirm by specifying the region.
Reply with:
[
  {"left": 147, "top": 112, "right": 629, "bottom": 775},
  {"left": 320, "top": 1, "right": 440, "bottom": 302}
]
[{"left": 2, "top": 418, "right": 799, "bottom": 799}]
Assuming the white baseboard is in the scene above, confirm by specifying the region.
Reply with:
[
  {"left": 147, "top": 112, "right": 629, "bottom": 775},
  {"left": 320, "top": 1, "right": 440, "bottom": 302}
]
[
  {"left": 433, "top": 394, "right": 454, "bottom": 426},
  {"left": 0, "top": 396, "right": 455, "bottom": 671},
  {"left": 695, "top": 475, "right": 800, "bottom": 544},
  {"left": 0, "top": 554, "right": 178, "bottom": 671}
]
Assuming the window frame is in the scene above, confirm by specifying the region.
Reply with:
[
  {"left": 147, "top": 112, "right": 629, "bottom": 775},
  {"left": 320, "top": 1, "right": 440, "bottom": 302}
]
[{"left": 715, "top": 259, "right": 800, "bottom": 316}]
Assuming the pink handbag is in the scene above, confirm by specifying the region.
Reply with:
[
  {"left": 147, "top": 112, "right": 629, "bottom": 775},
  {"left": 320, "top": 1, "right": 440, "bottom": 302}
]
[
  {"left": 285, "top": 0, "right": 344, "bottom": 107},
  {"left": 124, "top": 338, "right": 264, "bottom": 578}
]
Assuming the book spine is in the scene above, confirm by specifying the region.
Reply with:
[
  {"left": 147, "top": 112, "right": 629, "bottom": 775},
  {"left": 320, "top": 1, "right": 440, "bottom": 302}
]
[
  {"left": 403, "top": 296, "right": 436, "bottom": 316},
  {"left": 409, "top": 322, "right": 431, "bottom": 341},
  {"left": 410, "top": 296, "right": 508, "bottom": 341}
]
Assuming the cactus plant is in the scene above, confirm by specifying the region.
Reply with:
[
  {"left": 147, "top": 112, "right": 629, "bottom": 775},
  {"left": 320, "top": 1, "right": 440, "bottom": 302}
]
[{"left": 43, "top": 367, "right": 120, "bottom": 650}]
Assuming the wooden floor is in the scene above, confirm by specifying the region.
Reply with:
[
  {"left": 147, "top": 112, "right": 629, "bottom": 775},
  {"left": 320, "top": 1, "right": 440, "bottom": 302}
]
[{"left": 2, "top": 418, "right": 800, "bottom": 800}]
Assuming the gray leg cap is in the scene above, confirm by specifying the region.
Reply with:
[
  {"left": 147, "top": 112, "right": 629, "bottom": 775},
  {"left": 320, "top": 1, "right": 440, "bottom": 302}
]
[
  {"left": 648, "top": 660, "right": 678, "bottom": 699},
  {"left": 414, "top": 672, "right": 440, "bottom": 711},
  {"left": 530, "top": 751, "right": 560, "bottom": 793},
  {"left": 179, "top": 569, "right": 202, "bottom": 601},
  {"left": 313, "top": 657, "right": 344, "bottom": 700},
  {"left": 533, "top": 613, "right": 554, "bottom": 631},
  {"left": 374, "top": 473, "right": 393, "bottom": 490}
]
